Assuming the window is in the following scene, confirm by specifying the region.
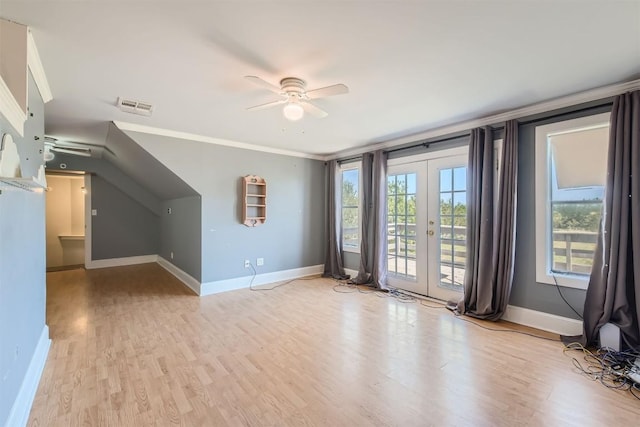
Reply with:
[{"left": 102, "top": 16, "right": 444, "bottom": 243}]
[
  {"left": 341, "top": 162, "right": 361, "bottom": 252},
  {"left": 535, "top": 113, "right": 610, "bottom": 289}
]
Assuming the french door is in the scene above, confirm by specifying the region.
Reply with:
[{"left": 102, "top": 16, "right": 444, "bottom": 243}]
[{"left": 386, "top": 151, "right": 468, "bottom": 301}]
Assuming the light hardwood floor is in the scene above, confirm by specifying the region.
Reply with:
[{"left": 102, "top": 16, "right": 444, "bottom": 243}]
[{"left": 29, "top": 263, "right": 639, "bottom": 426}]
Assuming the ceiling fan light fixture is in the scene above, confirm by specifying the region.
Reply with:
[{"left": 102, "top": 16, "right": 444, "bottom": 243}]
[
  {"left": 283, "top": 102, "right": 304, "bottom": 121},
  {"left": 245, "top": 75, "right": 347, "bottom": 120}
]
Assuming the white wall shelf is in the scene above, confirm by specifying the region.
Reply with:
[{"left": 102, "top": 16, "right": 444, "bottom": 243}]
[
  {"left": 242, "top": 175, "right": 267, "bottom": 227},
  {"left": 58, "top": 235, "right": 85, "bottom": 241}
]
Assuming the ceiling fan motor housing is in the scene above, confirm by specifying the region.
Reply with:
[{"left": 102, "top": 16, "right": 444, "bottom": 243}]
[{"left": 280, "top": 77, "right": 306, "bottom": 100}]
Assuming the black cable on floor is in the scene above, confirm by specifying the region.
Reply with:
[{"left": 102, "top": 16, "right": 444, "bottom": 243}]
[
  {"left": 552, "top": 274, "right": 584, "bottom": 320},
  {"left": 563, "top": 342, "right": 640, "bottom": 399}
]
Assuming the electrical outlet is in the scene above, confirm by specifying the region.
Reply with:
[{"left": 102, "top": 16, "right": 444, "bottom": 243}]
[
  {"left": 170, "top": 252, "right": 174, "bottom": 259},
  {"left": 257, "top": 258, "right": 264, "bottom": 266},
  {"left": 244, "top": 260, "right": 250, "bottom": 268},
  {"left": 167, "top": 207, "right": 172, "bottom": 214}
]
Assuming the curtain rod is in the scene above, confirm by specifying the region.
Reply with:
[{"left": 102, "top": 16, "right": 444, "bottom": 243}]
[
  {"left": 336, "top": 132, "right": 470, "bottom": 163},
  {"left": 517, "top": 101, "right": 613, "bottom": 126},
  {"left": 384, "top": 133, "right": 471, "bottom": 155},
  {"left": 337, "top": 155, "right": 363, "bottom": 164}
]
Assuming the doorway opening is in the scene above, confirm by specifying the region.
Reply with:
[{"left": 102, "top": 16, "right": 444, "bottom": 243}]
[{"left": 45, "top": 172, "right": 87, "bottom": 272}]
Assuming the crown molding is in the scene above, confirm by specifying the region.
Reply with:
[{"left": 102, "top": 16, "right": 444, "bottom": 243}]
[
  {"left": 113, "top": 121, "right": 325, "bottom": 161},
  {"left": 27, "top": 30, "right": 53, "bottom": 103},
  {"left": 0, "top": 76, "right": 27, "bottom": 136},
  {"left": 115, "top": 78, "right": 640, "bottom": 163},
  {"left": 329, "top": 79, "right": 640, "bottom": 160}
]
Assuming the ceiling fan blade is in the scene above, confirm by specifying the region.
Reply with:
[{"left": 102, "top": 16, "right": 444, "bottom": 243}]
[
  {"left": 306, "top": 83, "right": 349, "bottom": 100},
  {"left": 244, "top": 75, "right": 282, "bottom": 94},
  {"left": 302, "top": 101, "right": 329, "bottom": 118},
  {"left": 246, "top": 99, "right": 287, "bottom": 111}
]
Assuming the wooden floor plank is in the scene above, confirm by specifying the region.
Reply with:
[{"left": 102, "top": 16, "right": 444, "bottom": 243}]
[{"left": 27, "top": 263, "right": 640, "bottom": 426}]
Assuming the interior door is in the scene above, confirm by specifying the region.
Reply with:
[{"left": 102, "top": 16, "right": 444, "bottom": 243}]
[{"left": 386, "top": 152, "right": 468, "bottom": 301}]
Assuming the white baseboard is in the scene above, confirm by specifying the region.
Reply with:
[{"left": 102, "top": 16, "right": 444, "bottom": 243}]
[
  {"left": 85, "top": 254, "right": 158, "bottom": 269},
  {"left": 344, "top": 268, "right": 358, "bottom": 279},
  {"left": 200, "top": 264, "right": 324, "bottom": 296},
  {"left": 5, "top": 326, "right": 51, "bottom": 427},
  {"left": 502, "top": 305, "right": 583, "bottom": 336},
  {"left": 156, "top": 257, "right": 200, "bottom": 295}
]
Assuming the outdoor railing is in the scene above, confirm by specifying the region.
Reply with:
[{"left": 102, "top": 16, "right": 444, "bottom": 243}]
[
  {"left": 552, "top": 230, "right": 597, "bottom": 274},
  {"left": 348, "top": 224, "right": 598, "bottom": 275}
]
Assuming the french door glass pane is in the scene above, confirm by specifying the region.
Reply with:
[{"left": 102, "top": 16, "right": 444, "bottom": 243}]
[
  {"left": 387, "top": 173, "right": 417, "bottom": 279},
  {"left": 439, "top": 167, "right": 467, "bottom": 290}
]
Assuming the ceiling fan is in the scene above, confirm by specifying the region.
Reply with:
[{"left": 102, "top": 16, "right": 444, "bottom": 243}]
[{"left": 245, "top": 76, "right": 349, "bottom": 121}]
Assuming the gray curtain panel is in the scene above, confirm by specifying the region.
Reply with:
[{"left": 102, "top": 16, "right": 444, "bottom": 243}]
[
  {"left": 371, "top": 150, "right": 389, "bottom": 290},
  {"left": 323, "top": 160, "right": 348, "bottom": 279},
  {"left": 581, "top": 90, "right": 640, "bottom": 348},
  {"left": 458, "top": 127, "right": 495, "bottom": 315},
  {"left": 458, "top": 120, "right": 518, "bottom": 320},
  {"left": 490, "top": 120, "right": 519, "bottom": 319},
  {"left": 356, "top": 153, "right": 374, "bottom": 284}
]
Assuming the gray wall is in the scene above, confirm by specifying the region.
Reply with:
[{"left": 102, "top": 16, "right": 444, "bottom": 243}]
[
  {"left": 125, "top": 130, "right": 326, "bottom": 284},
  {"left": 343, "top": 251, "right": 359, "bottom": 272},
  {"left": 90, "top": 175, "right": 160, "bottom": 260},
  {"left": 47, "top": 155, "right": 167, "bottom": 262},
  {"left": 0, "top": 73, "right": 46, "bottom": 426},
  {"left": 161, "top": 196, "right": 202, "bottom": 280}
]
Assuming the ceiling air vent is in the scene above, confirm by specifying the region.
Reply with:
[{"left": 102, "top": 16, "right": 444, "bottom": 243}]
[{"left": 116, "top": 97, "right": 154, "bottom": 116}]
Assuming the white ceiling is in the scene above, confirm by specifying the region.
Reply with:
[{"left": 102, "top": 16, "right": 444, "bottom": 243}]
[{"left": 3, "top": 1, "right": 640, "bottom": 156}]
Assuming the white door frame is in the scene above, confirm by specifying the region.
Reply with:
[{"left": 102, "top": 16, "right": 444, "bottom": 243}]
[
  {"left": 386, "top": 146, "right": 469, "bottom": 300},
  {"left": 84, "top": 174, "right": 92, "bottom": 267}
]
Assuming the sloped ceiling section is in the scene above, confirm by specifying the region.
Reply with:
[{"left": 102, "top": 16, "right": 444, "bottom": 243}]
[
  {"left": 47, "top": 153, "right": 163, "bottom": 215},
  {"left": 104, "top": 122, "right": 199, "bottom": 200}
]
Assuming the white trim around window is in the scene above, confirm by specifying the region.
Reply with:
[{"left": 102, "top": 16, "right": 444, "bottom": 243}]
[
  {"left": 534, "top": 113, "right": 610, "bottom": 290},
  {"left": 340, "top": 161, "right": 362, "bottom": 253}
]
